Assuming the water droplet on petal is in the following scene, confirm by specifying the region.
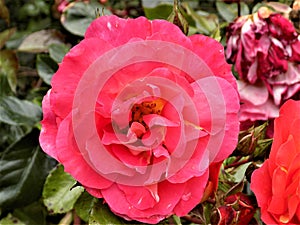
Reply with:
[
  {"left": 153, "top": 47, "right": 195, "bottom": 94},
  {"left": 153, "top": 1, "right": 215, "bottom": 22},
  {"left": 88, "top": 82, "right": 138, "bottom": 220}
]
[{"left": 181, "top": 192, "right": 191, "bottom": 201}]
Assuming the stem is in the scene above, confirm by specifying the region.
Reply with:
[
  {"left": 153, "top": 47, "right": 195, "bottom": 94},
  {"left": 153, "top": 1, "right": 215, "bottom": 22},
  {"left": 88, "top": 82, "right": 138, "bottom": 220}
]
[
  {"left": 182, "top": 215, "right": 204, "bottom": 224},
  {"left": 224, "top": 157, "right": 252, "bottom": 169},
  {"left": 73, "top": 211, "right": 81, "bottom": 225},
  {"left": 237, "top": 0, "right": 241, "bottom": 17},
  {"left": 58, "top": 212, "right": 73, "bottom": 225}
]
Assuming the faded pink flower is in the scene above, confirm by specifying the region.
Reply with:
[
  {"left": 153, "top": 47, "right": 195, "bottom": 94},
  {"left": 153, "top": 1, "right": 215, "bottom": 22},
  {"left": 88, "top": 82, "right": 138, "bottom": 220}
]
[
  {"left": 56, "top": 0, "right": 91, "bottom": 12},
  {"left": 226, "top": 7, "right": 300, "bottom": 121},
  {"left": 40, "top": 15, "right": 240, "bottom": 223},
  {"left": 251, "top": 100, "right": 300, "bottom": 224}
]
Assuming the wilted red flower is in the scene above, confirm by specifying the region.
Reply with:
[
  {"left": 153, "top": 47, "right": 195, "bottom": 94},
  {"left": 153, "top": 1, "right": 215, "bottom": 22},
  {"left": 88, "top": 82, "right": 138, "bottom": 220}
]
[
  {"left": 226, "top": 7, "right": 300, "bottom": 121},
  {"left": 39, "top": 15, "right": 240, "bottom": 223},
  {"left": 251, "top": 100, "right": 300, "bottom": 224}
]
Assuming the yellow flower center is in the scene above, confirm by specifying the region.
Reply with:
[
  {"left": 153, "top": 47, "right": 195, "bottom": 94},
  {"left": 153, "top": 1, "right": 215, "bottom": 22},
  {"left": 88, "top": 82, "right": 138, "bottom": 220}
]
[{"left": 130, "top": 98, "right": 165, "bottom": 131}]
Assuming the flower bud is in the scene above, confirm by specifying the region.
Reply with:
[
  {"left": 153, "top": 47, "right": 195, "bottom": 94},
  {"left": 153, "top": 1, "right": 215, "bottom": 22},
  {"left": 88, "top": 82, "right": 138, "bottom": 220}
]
[{"left": 167, "top": 0, "right": 189, "bottom": 35}]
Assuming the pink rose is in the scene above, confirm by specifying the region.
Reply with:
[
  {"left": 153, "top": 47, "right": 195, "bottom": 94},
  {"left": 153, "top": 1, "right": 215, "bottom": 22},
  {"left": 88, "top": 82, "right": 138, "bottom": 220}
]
[
  {"left": 251, "top": 100, "right": 300, "bottom": 224},
  {"left": 40, "top": 15, "right": 240, "bottom": 223},
  {"left": 226, "top": 7, "right": 300, "bottom": 122}
]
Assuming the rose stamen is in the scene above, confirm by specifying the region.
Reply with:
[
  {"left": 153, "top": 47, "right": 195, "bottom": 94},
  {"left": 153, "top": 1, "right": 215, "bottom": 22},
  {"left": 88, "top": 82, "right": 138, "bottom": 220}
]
[{"left": 130, "top": 99, "right": 165, "bottom": 136}]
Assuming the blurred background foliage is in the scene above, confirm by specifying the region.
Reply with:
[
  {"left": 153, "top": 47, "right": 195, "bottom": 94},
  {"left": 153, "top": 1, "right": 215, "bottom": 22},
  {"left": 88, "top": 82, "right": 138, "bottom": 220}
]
[{"left": 0, "top": 0, "right": 297, "bottom": 224}]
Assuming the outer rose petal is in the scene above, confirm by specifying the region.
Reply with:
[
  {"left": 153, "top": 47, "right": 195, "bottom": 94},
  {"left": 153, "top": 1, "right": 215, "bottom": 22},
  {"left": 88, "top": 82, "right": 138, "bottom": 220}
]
[
  {"left": 85, "top": 16, "right": 152, "bottom": 45},
  {"left": 40, "top": 90, "right": 59, "bottom": 160},
  {"left": 189, "top": 35, "right": 237, "bottom": 90},
  {"left": 50, "top": 38, "right": 114, "bottom": 119},
  {"left": 251, "top": 160, "right": 277, "bottom": 224},
  {"left": 55, "top": 113, "right": 113, "bottom": 189}
]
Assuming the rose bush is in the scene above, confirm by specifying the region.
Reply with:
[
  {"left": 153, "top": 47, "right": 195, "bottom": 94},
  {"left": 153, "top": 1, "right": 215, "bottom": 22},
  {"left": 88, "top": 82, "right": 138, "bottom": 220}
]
[
  {"left": 251, "top": 100, "right": 300, "bottom": 224},
  {"left": 39, "top": 15, "right": 240, "bottom": 223},
  {"left": 226, "top": 7, "right": 300, "bottom": 122}
]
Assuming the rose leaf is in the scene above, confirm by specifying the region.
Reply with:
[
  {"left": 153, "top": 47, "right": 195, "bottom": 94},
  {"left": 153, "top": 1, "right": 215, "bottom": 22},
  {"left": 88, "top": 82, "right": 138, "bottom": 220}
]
[
  {"left": 89, "top": 200, "right": 125, "bottom": 225},
  {"left": 36, "top": 54, "right": 58, "bottom": 85},
  {"left": 74, "top": 191, "right": 95, "bottom": 222},
  {"left": 18, "top": 29, "right": 65, "bottom": 53},
  {"left": 216, "top": 1, "right": 249, "bottom": 23},
  {"left": 0, "top": 50, "right": 18, "bottom": 95},
  {"left": 0, "top": 214, "right": 25, "bottom": 225},
  {"left": 49, "top": 43, "right": 70, "bottom": 64},
  {"left": 13, "top": 201, "right": 47, "bottom": 225},
  {"left": 42, "top": 165, "right": 84, "bottom": 214},
  {"left": 61, "top": 2, "right": 111, "bottom": 37},
  {"left": 0, "top": 96, "right": 42, "bottom": 126},
  {"left": 0, "top": 129, "right": 54, "bottom": 210}
]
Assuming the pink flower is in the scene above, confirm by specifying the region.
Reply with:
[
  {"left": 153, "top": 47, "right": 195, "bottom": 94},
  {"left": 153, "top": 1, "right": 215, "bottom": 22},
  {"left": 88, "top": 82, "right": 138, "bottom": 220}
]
[
  {"left": 40, "top": 15, "right": 240, "bottom": 223},
  {"left": 226, "top": 7, "right": 300, "bottom": 121},
  {"left": 56, "top": 0, "right": 90, "bottom": 13},
  {"left": 251, "top": 100, "right": 300, "bottom": 224}
]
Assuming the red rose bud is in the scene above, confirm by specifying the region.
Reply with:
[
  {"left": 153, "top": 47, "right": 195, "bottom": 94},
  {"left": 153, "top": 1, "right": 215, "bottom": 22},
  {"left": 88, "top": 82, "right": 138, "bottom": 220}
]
[
  {"left": 235, "top": 122, "right": 268, "bottom": 156},
  {"left": 226, "top": 7, "right": 300, "bottom": 122},
  {"left": 225, "top": 193, "right": 256, "bottom": 225},
  {"left": 213, "top": 193, "right": 256, "bottom": 225}
]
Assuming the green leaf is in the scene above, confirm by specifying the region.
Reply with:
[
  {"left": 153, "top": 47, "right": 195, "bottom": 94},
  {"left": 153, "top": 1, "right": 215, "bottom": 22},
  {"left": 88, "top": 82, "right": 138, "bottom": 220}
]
[
  {"left": 171, "top": 215, "right": 182, "bottom": 225},
  {"left": 43, "top": 165, "right": 84, "bottom": 214},
  {"left": 0, "top": 96, "right": 42, "bottom": 126},
  {"left": 0, "top": 0, "right": 10, "bottom": 25},
  {"left": 216, "top": 1, "right": 249, "bottom": 22},
  {"left": 0, "top": 123, "right": 26, "bottom": 151},
  {"left": 89, "top": 200, "right": 125, "bottom": 225},
  {"left": 182, "top": 3, "right": 218, "bottom": 35},
  {"left": 142, "top": 0, "right": 173, "bottom": 8},
  {"left": 0, "top": 28, "right": 16, "bottom": 49},
  {"left": 0, "top": 214, "right": 25, "bottom": 225},
  {"left": 232, "top": 161, "right": 252, "bottom": 183},
  {"left": 74, "top": 191, "right": 95, "bottom": 222},
  {"left": 144, "top": 4, "right": 173, "bottom": 20},
  {"left": 61, "top": 2, "right": 110, "bottom": 36},
  {"left": 49, "top": 43, "right": 70, "bottom": 64},
  {"left": 0, "top": 129, "right": 54, "bottom": 209},
  {"left": 36, "top": 54, "right": 58, "bottom": 85},
  {"left": 13, "top": 201, "right": 47, "bottom": 225},
  {"left": 18, "top": 29, "right": 65, "bottom": 53},
  {"left": 0, "top": 50, "right": 18, "bottom": 95}
]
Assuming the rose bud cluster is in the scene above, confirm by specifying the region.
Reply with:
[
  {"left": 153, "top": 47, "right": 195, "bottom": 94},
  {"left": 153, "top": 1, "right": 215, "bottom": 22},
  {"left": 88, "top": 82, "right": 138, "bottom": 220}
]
[
  {"left": 226, "top": 7, "right": 300, "bottom": 122},
  {"left": 211, "top": 193, "right": 256, "bottom": 225}
]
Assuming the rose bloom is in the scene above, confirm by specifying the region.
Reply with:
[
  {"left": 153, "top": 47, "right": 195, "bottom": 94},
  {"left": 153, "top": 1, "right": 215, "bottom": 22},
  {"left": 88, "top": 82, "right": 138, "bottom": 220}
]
[
  {"left": 251, "top": 100, "right": 300, "bottom": 224},
  {"left": 226, "top": 7, "right": 300, "bottom": 122},
  {"left": 40, "top": 15, "right": 240, "bottom": 223}
]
